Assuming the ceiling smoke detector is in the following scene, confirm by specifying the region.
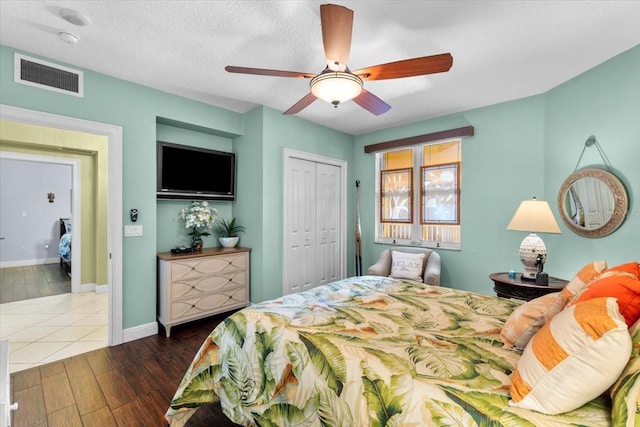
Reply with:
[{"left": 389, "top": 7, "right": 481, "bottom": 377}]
[
  {"left": 58, "top": 31, "right": 79, "bottom": 44},
  {"left": 59, "top": 8, "right": 91, "bottom": 26}
]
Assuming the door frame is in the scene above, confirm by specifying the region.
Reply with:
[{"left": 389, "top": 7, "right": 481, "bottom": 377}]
[
  {"left": 282, "top": 148, "right": 347, "bottom": 295},
  {"left": 0, "top": 152, "right": 82, "bottom": 293},
  {"left": 1, "top": 104, "right": 123, "bottom": 346}
]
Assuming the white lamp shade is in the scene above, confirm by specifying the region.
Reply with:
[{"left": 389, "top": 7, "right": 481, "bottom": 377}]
[
  {"left": 506, "top": 199, "right": 561, "bottom": 233},
  {"left": 310, "top": 72, "right": 363, "bottom": 105}
]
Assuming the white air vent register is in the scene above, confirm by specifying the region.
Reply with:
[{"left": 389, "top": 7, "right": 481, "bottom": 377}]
[{"left": 14, "top": 53, "right": 83, "bottom": 97}]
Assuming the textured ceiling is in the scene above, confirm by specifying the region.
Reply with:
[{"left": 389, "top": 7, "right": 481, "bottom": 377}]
[{"left": 1, "top": 1, "right": 639, "bottom": 135}]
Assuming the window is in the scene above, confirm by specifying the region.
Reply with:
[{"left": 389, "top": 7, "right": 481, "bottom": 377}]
[{"left": 376, "top": 139, "right": 461, "bottom": 249}]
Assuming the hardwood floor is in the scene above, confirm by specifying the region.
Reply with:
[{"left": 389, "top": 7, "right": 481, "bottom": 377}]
[
  {"left": 10, "top": 315, "right": 240, "bottom": 427},
  {"left": 0, "top": 264, "right": 71, "bottom": 304}
]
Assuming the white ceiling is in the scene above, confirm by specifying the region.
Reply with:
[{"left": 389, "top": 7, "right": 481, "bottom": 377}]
[{"left": 1, "top": 1, "right": 639, "bottom": 136}]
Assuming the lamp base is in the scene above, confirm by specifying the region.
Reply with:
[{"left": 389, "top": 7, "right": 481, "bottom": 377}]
[
  {"left": 518, "top": 233, "right": 547, "bottom": 281},
  {"left": 521, "top": 268, "right": 538, "bottom": 281}
]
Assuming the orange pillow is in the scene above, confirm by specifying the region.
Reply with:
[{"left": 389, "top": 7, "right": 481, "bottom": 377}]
[
  {"left": 570, "top": 275, "right": 640, "bottom": 327},
  {"left": 603, "top": 261, "right": 640, "bottom": 279}
]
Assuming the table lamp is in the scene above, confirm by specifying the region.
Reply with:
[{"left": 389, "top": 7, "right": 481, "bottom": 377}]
[{"left": 506, "top": 197, "right": 561, "bottom": 280}]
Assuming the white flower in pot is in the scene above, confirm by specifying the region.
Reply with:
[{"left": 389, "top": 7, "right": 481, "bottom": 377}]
[{"left": 214, "top": 217, "right": 245, "bottom": 248}]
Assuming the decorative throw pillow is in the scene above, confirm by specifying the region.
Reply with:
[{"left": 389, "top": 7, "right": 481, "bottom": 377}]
[
  {"left": 610, "top": 319, "right": 640, "bottom": 427},
  {"left": 509, "top": 297, "right": 631, "bottom": 415},
  {"left": 604, "top": 261, "right": 640, "bottom": 279},
  {"left": 560, "top": 260, "right": 607, "bottom": 303},
  {"left": 568, "top": 275, "right": 640, "bottom": 327},
  {"left": 500, "top": 292, "right": 566, "bottom": 352},
  {"left": 389, "top": 251, "right": 426, "bottom": 282}
]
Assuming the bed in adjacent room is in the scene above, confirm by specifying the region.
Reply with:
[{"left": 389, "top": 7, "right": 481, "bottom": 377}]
[
  {"left": 59, "top": 218, "right": 72, "bottom": 277},
  {"left": 166, "top": 265, "right": 640, "bottom": 427}
]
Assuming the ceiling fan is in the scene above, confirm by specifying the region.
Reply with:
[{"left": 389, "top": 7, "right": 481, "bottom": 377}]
[{"left": 225, "top": 4, "right": 453, "bottom": 116}]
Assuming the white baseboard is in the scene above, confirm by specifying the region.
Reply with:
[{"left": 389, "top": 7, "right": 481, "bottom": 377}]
[
  {"left": 0, "top": 258, "right": 59, "bottom": 268},
  {"left": 122, "top": 321, "right": 158, "bottom": 343},
  {"left": 95, "top": 284, "right": 108, "bottom": 294},
  {"left": 77, "top": 283, "right": 97, "bottom": 293}
]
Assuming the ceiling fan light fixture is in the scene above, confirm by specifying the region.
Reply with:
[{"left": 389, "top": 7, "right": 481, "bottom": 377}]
[{"left": 311, "top": 72, "right": 363, "bottom": 106}]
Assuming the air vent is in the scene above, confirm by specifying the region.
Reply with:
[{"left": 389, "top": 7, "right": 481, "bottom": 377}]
[{"left": 14, "top": 53, "right": 83, "bottom": 97}]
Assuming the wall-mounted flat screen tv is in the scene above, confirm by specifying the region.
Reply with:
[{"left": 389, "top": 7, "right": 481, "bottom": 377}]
[{"left": 157, "top": 141, "right": 235, "bottom": 200}]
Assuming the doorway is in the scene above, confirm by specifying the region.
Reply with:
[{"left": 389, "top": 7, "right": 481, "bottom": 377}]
[
  {"left": 0, "top": 104, "right": 123, "bottom": 348},
  {"left": 0, "top": 152, "right": 81, "bottom": 294}
]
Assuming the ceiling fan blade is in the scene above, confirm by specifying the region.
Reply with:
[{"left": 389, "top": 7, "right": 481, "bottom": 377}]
[
  {"left": 283, "top": 92, "right": 317, "bottom": 115},
  {"left": 353, "top": 89, "right": 391, "bottom": 116},
  {"left": 354, "top": 53, "right": 453, "bottom": 80},
  {"left": 226, "top": 66, "right": 315, "bottom": 79},
  {"left": 320, "top": 4, "right": 354, "bottom": 70}
]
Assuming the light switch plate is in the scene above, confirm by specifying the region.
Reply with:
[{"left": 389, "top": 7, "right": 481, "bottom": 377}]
[{"left": 124, "top": 225, "right": 143, "bottom": 237}]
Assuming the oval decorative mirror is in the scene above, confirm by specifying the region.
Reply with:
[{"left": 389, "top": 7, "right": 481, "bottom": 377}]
[{"left": 557, "top": 168, "right": 628, "bottom": 238}]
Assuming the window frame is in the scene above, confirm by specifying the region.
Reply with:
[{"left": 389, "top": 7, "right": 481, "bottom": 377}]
[
  {"left": 420, "top": 162, "right": 460, "bottom": 226},
  {"left": 375, "top": 139, "right": 461, "bottom": 251},
  {"left": 379, "top": 167, "right": 413, "bottom": 224}
]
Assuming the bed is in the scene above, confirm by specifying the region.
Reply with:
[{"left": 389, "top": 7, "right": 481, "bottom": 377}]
[
  {"left": 165, "top": 274, "right": 639, "bottom": 427},
  {"left": 59, "top": 218, "right": 72, "bottom": 277}
]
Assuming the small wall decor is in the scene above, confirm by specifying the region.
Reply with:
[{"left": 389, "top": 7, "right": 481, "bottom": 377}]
[
  {"left": 47, "top": 192, "right": 55, "bottom": 203},
  {"left": 557, "top": 135, "right": 629, "bottom": 238}
]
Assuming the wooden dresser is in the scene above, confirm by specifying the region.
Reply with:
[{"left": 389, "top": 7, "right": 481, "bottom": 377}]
[{"left": 157, "top": 247, "right": 251, "bottom": 337}]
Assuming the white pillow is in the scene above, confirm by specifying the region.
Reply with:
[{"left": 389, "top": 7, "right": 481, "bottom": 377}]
[
  {"left": 389, "top": 251, "right": 425, "bottom": 282},
  {"left": 509, "top": 297, "right": 631, "bottom": 414}
]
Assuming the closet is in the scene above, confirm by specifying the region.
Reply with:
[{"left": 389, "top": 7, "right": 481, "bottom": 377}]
[{"left": 283, "top": 151, "right": 345, "bottom": 295}]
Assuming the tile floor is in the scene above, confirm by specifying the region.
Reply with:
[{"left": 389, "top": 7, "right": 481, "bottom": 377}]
[{"left": 0, "top": 292, "right": 107, "bottom": 373}]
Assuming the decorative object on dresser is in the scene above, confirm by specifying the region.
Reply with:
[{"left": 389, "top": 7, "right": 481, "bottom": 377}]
[
  {"left": 157, "top": 247, "right": 251, "bottom": 337},
  {"left": 490, "top": 271, "right": 568, "bottom": 301},
  {"left": 181, "top": 201, "right": 217, "bottom": 251},
  {"left": 506, "top": 197, "right": 561, "bottom": 280},
  {"left": 214, "top": 217, "right": 245, "bottom": 248}
]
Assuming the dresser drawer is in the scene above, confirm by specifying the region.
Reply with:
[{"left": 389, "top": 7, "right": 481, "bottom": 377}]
[
  {"left": 171, "top": 252, "right": 248, "bottom": 280},
  {"left": 171, "top": 287, "right": 249, "bottom": 320},
  {"left": 171, "top": 270, "right": 247, "bottom": 300},
  {"left": 157, "top": 247, "right": 251, "bottom": 337}
]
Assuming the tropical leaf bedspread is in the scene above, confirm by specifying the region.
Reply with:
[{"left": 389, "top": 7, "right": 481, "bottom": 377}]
[{"left": 166, "top": 276, "right": 612, "bottom": 426}]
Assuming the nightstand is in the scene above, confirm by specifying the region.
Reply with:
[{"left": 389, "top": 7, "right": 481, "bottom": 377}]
[{"left": 490, "top": 272, "right": 568, "bottom": 302}]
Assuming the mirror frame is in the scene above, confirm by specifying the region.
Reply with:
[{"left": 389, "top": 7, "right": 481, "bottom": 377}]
[{"left": 557, "top": 168, "right": 628, "bottom": 238}]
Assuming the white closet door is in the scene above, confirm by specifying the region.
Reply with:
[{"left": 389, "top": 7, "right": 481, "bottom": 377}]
[
  {"left": 284, "top": 154, "right": 343, "bottom": 295},
  {"left": 285, "top": 158, "right": 316, "bottom": 294},
  {"left": 315, "top": 162, "right": 340, "bottom": 287}
]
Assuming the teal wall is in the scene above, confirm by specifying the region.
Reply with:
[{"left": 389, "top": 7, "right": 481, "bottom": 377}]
[
  {"left": 235, "top": 106, "right": 354, "bottom": 302},
  {"left": 1, "top": 42, "right": 638, "bottom": 334},
  {"left": 354, "top": 45, "right": 639, "bottom": 295},
  {"left": 544, "top": 46, "right": 640, "bottom": 271}
]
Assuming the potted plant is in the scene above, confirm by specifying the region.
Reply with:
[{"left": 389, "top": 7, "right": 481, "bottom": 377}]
[
  {"left": 214, "top": 217, "right": 245, "bottom": 248},
  {"left": 181, "top": 201, "right": 217, "bottom": 251}
]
